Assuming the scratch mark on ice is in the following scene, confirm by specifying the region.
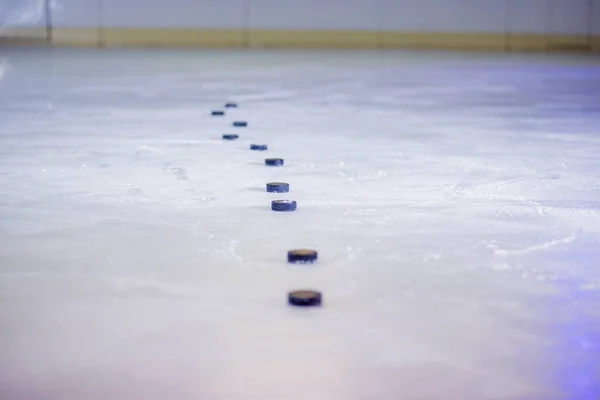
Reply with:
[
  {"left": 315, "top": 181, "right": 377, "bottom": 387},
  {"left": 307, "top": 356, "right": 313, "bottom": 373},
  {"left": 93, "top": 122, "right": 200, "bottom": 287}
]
[
  {"left": 229, "top": 240, "right": 244, "bottom": 264},
  {"left": 494, "top": 235, "right": 576, "bottom": 256}
]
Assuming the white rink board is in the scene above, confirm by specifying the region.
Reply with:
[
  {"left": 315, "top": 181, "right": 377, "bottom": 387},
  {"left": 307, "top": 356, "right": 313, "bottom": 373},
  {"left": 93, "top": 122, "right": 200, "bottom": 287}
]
[{"left": 0, "top": 49, "right": 599, "bottom": 400}]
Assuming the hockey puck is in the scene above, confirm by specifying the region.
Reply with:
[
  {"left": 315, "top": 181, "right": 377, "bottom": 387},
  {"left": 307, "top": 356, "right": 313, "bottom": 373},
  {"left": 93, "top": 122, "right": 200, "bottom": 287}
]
[
  {"left": 288, "top": 290, "right": 322, "bottom": 307},
  {"left": 233, "top": 121, "right": 248, "bottom": 127},
  {"left": 265, "top": 158, "right": 284, "bottom": 166},
  {"left": 266, "top": 182, "right": 289, "bottom": 193},
  {"left": 250, "top": 144, "right": 268, "bottom": 151},
  {"left": 271, "top": 200, "right": 296, "bottom": 212},
  {"left": 211, "top": 110, "right": 225, "bottom": 116},
  {"left": 288, "top": 249, "right": 318, "bottom": 263},
  {"left": 225, "top": 102, "right": 238, "bottom": 108},
  {"left": 222, "top": 134, "right": 239, "bottom": 140}
]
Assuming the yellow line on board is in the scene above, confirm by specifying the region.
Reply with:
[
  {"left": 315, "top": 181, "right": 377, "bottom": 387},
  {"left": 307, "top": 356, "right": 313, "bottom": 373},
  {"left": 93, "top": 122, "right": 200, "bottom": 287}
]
[{"left": 2, "top": 27, "right": 598, "bottom": 53}]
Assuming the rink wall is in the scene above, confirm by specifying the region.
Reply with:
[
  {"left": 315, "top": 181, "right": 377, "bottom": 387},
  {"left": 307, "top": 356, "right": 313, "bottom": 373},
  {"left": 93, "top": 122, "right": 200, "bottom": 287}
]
[{"left": 2, "top": 0, "right": 599, "bottom": 52}]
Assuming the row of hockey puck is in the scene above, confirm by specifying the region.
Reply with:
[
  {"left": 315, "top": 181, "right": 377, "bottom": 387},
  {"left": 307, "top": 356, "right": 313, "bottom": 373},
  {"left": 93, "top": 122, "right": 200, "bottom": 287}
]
[
  {"left": 212, "top": 103, "right": 296, "bottom": 213},
  {"left": 212, "top": 102, "right": 322, "bottom": 307}
]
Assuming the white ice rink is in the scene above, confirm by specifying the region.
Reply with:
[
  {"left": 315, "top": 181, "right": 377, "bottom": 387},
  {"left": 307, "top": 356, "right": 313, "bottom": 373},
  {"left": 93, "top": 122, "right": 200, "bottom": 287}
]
[{"left": 0, "top": 48, "right": 599, "bottom": 400}]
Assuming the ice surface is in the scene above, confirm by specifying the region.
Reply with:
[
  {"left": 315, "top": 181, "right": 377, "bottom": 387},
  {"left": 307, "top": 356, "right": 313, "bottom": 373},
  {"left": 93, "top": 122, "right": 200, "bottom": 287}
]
[{"left": 0, "top": 48, "right": 599, "bottom": 400}]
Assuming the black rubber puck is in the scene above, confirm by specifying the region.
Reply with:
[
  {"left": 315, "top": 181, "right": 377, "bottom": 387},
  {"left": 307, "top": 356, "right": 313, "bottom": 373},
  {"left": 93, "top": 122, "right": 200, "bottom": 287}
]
[
  {"left": 250, "top": 144, "right": 268, "bottom": 151},
  {"left": 212, "top": 110, "right": 225, "bottom": 116},
  {"left": 233, "top": 121, "right": 248, "bottom": 127},
  {"left": 288, "top": 249, "right": 318, "bottom": 263},
  {"left": 288, "top": 290, "right": 322, "bottom": 307},
  {"left": 225, "top": 102, "right": 238, "bottom": 108},
  {"left": 266, "top": 182, "right": 289, "bottom": 193},
  {"left": 222, "top": 134, "right": 239, "bottom": 140},
  {"left": 265, "top": 158, "right": 284, "bottom": 166},
  {"left": 271, "top": 200, "right": 296, "bottom": 212}
]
